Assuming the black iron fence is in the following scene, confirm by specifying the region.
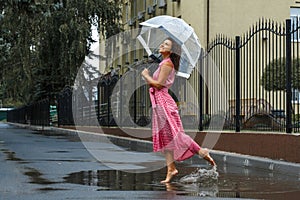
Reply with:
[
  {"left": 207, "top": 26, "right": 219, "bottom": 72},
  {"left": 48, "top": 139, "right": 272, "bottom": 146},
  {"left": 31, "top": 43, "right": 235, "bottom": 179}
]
[
  {"left": 57, "top": 86, "right": 74, "bottom": 126},
  {"left": 7, "top": 99, "right": 50, "bottom": 126},
  {"left": 202, "top": 19, "right": 299, "bottom": 133},
  {"left": 7, "top": 18, "right": 300, "bottom": 133}
]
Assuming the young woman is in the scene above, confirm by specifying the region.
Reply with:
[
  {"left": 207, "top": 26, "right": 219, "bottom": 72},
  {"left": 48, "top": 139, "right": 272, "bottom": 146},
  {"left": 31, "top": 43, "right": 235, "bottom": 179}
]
[{"left": 141, "top": 38, "right": 216, "bottom": 183}]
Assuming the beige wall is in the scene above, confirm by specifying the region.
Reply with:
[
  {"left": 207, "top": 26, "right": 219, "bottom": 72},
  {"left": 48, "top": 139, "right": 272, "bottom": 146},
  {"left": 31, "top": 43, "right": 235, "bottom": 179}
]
[
  {"left": 179, "top": 0, "right": 297, "bottom": 48},
  {"left": 181, "top": 0, "right": 207, "bottom": 49},
  {"left": 209, "top": 0, "right": 294, "bottom": 39}
]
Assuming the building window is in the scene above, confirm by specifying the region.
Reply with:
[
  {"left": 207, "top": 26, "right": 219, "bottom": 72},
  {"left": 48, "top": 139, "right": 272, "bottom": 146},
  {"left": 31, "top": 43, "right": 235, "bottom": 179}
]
[
  {"left": 290, "top": 7, "right": 300, "bottom": 41},
  {"left": 292, "top": 89, "right": 300, "bottom": 103},
  {"left": 133, "top": 0, "right": 137, "bottom": 16},
  {"left": 153, "top": 0, "right": 157, "bottom": 6},
  {"left": 125, "top": 2, "right": 129, "bottom": 22}
]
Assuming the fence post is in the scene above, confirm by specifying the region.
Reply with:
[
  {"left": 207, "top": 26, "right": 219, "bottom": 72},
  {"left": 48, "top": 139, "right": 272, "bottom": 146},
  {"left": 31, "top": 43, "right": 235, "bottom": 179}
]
[
  {"left": 133, "top": 70, "right": 137, "bottom": 127},
  {"left": 198, "top": 48, "right": 204, "bottom": 131},
  {"left": 235, "top": 36, "right": 241, "bottom": 132},
  {"left": 96, "top": 83, "right": 100, "bottom": 126},
  {"left": 119, "top": 76, "right": 123, "bottom": 127},
  {"left": 286, "top": 19, "right": 292, "bottom": 134},
  {"left": 106, "top": 83, "right": 110, "bottom": 127}
]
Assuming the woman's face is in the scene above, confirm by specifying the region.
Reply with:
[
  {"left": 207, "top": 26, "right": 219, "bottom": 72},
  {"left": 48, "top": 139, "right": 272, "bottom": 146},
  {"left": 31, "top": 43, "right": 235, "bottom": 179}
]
[{"left": 159, "top": 39, "right": 172, "bottom": 54}]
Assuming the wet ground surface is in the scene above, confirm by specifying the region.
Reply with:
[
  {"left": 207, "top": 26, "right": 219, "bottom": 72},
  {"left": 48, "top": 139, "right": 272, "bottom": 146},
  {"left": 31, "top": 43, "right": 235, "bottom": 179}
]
[{"left": 0, "top": 123, "right": 300, "bottom": 199}]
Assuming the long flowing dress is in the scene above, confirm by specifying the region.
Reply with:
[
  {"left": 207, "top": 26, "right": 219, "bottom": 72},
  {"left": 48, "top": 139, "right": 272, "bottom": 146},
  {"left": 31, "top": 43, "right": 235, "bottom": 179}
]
[{"left": 150, "top": 57, "right": 201, "bottom": 161}]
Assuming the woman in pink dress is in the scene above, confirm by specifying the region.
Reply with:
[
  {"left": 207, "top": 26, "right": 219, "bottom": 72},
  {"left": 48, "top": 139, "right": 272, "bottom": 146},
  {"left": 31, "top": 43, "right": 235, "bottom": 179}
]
[{"left": 141, "top": 38, "right": 216, "bottom": 183}]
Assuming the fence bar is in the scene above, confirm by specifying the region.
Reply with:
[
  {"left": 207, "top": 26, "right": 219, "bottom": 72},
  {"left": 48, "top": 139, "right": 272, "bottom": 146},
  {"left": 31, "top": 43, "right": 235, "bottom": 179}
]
[
  {"left": 198, "top": 49, "right": 204, "bottom": 131},
  {"left": 286, "top": 19, "right": 292, "bottom": 133},
  {"left": 235, "top": 36, "right": 241, "bottom": 132}
]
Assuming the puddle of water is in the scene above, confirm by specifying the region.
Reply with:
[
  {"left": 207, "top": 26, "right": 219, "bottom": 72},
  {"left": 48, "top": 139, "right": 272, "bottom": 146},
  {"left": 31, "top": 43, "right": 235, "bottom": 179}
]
[
  {"left": 1, "top": 148, "right": 23, "bottom": 161},
  {"left": 46, "top": 150, "right": 70, "bottom": 153},
  {"left": 24, "top": 167, "right": 56, "bottom": 185},
  {"left": 63, "top": 163, "right": 300, "bottom": 199},
  {"left": 38, "top": 187, "right": 69, "bottom": 191},
  {"left": 63, "top": 165, "right": 220, "bottom": 197}
]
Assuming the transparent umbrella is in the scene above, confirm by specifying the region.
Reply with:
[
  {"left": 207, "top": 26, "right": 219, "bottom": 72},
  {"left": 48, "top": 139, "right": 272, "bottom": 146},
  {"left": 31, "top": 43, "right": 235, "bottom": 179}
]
[{"left": 137, "top": 15, "right": 202, "bottom": 79}]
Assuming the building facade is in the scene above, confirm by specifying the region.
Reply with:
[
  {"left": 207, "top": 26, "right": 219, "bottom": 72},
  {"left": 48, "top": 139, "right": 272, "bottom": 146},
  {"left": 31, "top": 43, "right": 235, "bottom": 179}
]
[
  {"left": 98, "top": 0, "right": 300, "bottom": 74},
  {"left": 122, "top": 0, "right": 297, "bottom": 49}
]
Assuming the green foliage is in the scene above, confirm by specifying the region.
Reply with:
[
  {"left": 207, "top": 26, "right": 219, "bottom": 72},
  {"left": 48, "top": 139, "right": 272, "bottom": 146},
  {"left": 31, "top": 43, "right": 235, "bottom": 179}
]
[
  {"left": 261, "top": 58, "right": 300, "bottom": 91},
  {"left": 0, "top": 0, "right": 121, "bottom": 106}
]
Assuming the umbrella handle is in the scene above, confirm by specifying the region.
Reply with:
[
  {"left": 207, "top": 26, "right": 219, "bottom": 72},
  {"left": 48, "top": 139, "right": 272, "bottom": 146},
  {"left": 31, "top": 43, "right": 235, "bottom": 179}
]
[{"left": 149, "top": 54, "right": 161, "bottom": 63}]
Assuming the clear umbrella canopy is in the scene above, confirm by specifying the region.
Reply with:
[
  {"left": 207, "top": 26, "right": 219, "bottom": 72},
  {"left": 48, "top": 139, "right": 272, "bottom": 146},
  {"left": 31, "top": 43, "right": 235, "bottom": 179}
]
[{"left": 137, "top": 15, "right": 202, "bottom": 79}]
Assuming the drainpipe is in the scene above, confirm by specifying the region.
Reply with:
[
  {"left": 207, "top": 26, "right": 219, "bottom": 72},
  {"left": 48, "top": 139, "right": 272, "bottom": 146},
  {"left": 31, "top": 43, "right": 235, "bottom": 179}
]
[
  {"left": 205, "top": 0, "right": 210, "bottom": 114},
  {"left": 206, "top": 0, "right": 210, "bottom": 49}
]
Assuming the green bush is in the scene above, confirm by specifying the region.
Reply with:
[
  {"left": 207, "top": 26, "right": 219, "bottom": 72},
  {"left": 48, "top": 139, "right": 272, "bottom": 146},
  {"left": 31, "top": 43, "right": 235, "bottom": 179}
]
[{"left": 261, "top": 58, "right": 300, "bottom": 91}]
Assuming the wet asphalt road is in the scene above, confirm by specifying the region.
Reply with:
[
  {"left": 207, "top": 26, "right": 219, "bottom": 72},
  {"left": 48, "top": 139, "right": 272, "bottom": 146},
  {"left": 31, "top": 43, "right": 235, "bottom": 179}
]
[
  {"left": 0, "top": 123, "right": 227, "bottom": 200},
  {"left": 1, "top": 123, "right": 300, "bottom": 200}
]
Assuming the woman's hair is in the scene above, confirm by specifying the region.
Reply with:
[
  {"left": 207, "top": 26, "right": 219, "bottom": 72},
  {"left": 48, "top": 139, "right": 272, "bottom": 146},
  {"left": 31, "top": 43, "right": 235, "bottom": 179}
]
[{"left": 167, "top": 37, "right": 181, "bottom": 71}]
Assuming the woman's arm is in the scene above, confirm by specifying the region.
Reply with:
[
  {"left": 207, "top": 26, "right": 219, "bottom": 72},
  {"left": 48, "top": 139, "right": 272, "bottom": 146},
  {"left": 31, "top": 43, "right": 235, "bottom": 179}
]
[{"left": 142, "top": 62, "right": 173, "bottom": 89}]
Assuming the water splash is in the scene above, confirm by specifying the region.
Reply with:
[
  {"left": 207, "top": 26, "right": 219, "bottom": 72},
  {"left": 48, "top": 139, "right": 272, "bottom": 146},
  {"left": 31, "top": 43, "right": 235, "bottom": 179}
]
[{"left": 179, "top": 166, "right": 219, "bottom": 183}]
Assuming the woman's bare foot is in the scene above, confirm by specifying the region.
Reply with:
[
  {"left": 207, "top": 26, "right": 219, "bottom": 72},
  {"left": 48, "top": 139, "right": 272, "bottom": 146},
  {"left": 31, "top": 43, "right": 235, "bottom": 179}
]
[
  {"left": 199, "top": 148, "right": 216, "bottom": 166},
  {"left": 160, "top": 169, "right": 178, "bottom": 183},
  {"left": 203, "top": 154, "right": 216, "bottom": 166}
]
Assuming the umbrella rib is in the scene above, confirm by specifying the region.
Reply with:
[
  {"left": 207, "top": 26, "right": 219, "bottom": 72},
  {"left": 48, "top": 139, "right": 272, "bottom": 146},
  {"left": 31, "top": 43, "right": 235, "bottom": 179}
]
[
  {"left": 137, "top": 35, "right": 152, "bottom": 56},
  {"left": 176, "top": 71, "right": 190, "bottom": 79},
  {"left": 182, "top": 44, "right": 197, "bottom": 66}
]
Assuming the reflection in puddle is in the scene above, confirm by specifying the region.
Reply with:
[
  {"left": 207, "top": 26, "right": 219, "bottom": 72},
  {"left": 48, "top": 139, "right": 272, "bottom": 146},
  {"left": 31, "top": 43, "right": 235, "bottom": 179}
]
[{"left": 65, "top": 169, "right": 164, "bottom": 190}]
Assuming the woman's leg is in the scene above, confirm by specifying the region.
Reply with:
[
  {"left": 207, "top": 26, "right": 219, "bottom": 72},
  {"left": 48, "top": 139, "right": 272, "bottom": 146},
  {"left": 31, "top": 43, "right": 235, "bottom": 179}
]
[{"left": 161, "top": 151, "right": 178, "bottom": 183}]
